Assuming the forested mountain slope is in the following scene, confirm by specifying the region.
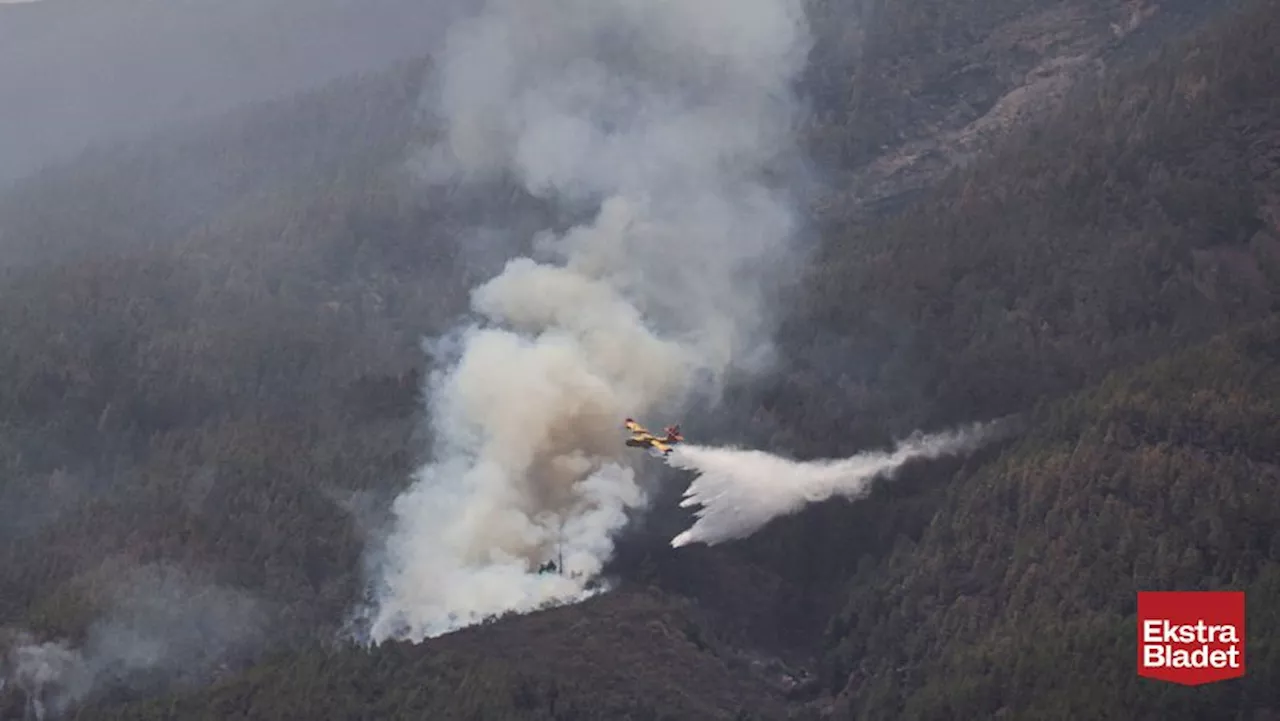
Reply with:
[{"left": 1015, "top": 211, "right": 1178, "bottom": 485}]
[
  {"left": 82, "top": 589, "right": 798, "bottom": 721},
  {"left": 822, "top": 314, "right": 1280, "bottom": 720},
  {"left": 72, "top": 300, "right": 1280, "bottom": 721},
  {"left": 0, "top": 0, "right": 457, "bottom": 184},
  {"left": 804, "top": 0, "right": 1223, "bottom": 218},
  {"left": 770, "top": 0, "right": 1280, "bottom": 449},
  {"left": 0, "top": 58, "right": 430, "bottom": 268},
  {"left": 0, "top": 0, "right": 1276, "bottom": 719}
]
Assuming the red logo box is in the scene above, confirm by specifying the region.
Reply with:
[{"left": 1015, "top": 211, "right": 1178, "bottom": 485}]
[{"left": 1137, "top": 591, "right": 1245, "bottom": 686}]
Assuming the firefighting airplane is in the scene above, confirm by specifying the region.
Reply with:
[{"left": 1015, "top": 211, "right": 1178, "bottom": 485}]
[{"left": 624, "top": 418, "right": 684, "bottom": 456}]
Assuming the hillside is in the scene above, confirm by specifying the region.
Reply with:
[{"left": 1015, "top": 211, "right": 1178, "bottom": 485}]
[
  {"left": 821, "top": 314, "right": 1280, "bottom": 720},
  {"left": 0, "top": 57, "right": 431, "bottom": 268},
  {"left": 0, "top": 0, "right": 1276, "bottom": 719},
  {"left": 67, "top": 301, "right": 1280, "bottom": 721},
  {"left": 80, "top": 589, "right": 800, "bottom": 721},
  {"left": 0, "top": 0, "right": 457, "bottom": 185},
  {"left": 803, "top": 0, "right": 1224, "bottom": 218},
  {"left": 772, "top": 0, "right": 1280, "bottom": 447}
]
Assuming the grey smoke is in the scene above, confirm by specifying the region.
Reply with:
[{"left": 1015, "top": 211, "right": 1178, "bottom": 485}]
[
  {"left": 2, "top": 634, "right": 82, "bottom": 721},
  {"left": 360, "top": 0, "right": 813, "bottom": 642},
  {"left": 2, "top": 564, "right": 268, "bottom": 718},
  {"left": 0, "top": 0, "right": 470, "bottom": 186}
]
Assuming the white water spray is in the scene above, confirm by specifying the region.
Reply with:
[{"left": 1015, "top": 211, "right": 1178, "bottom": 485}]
[{"left": 666, "top": 421, "right": 1008, "bottom": 548}]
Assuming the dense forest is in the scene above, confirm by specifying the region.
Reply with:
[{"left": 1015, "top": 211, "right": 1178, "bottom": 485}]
[{"left": 1, "top": 0, "right": 1277, "bottom": 719}]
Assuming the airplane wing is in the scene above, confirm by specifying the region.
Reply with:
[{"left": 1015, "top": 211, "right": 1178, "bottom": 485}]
[{"left": 625, "top": 418, "right": 683, "bottom": 456}]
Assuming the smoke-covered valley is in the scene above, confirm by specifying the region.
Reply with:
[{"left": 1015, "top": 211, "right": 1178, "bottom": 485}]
[
  {"left": 0, "top": 0, "right": 469, "bottom": 186},
  {"left": 1, "top": 0, "right": 1279, "bottom": 719}
]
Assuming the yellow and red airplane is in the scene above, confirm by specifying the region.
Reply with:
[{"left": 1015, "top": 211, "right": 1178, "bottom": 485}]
[{"left": 624, "top": 418, "right": 684, "bottom": 455}]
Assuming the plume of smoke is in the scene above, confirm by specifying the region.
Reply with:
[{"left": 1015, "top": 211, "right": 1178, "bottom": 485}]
[
  {"left": 1, "top": 633, "right": 84, "bottom": 721},
  {"left": 360, "top": 0, "right": 812, "bottom": 642},
  {"left": 1, "top": 564, "right": 268, "bottom": 718},
  {"left": 666, "top": 421, "right": 1011, "bottom": 548}
]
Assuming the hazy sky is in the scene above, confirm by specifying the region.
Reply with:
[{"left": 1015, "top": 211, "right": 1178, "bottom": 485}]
[{"left": 0, "top": 0, "right": 465, "bottom": 184}]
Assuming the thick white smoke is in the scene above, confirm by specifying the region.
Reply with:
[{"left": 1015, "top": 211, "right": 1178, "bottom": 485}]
[
  {"left": 362, "top": 0, "right": 812, "bottom": 642},
  {"left": 666, "top": 421, "right": 1008, "bottom": 548}
]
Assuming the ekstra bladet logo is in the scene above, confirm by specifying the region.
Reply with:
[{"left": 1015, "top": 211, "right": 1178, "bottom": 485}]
[{"left": 1137, "top": 591, "right": 1245, "bottom": 686}]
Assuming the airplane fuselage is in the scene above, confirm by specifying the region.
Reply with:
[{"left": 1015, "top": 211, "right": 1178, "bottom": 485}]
[{"left": 624, "top": 418, "right": 682, "bottom": 455}]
